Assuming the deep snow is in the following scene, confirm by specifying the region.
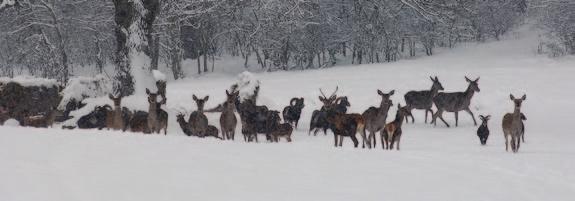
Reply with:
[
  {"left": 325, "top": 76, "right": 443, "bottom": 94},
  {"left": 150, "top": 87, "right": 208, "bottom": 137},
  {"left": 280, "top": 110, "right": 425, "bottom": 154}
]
[{"left": 1, "top": 27, "right": 575, "bottom": 201}]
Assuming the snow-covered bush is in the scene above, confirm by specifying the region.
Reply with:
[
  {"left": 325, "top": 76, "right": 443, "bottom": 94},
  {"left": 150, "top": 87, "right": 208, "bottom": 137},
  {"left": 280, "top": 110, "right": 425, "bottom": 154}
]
[
  {"left": 232, "top": 71, "right": 260, "bottom": 103},
  {"left": 58, "top": 75, "right": 113, "bottom": 110}
]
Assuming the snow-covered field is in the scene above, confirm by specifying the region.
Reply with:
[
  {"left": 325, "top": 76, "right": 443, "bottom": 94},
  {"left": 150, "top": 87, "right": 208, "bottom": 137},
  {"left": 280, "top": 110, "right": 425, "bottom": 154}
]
[{"left": 2, "top": 29, "right": 575, "bottom": 201}]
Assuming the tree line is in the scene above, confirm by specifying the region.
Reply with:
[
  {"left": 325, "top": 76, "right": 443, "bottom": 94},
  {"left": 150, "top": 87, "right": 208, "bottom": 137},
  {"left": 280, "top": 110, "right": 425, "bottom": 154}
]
[{"left": 1, "top": 0, "right": 570, "bottom": 96}]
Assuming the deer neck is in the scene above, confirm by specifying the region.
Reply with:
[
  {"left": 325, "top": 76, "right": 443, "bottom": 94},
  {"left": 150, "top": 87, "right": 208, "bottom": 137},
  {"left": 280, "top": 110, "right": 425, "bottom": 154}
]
[
  {"left": 149, "top": 103, "right": 158, "bottom": 118},
  {"left": 430, "top": 86, "right": 440, "bottom": 96},
  {"left": 464, "top": 85, "right": 476, "bottom": 99},
  {"left": 378, "top": 102, "right": 391, "bottom": 114}
]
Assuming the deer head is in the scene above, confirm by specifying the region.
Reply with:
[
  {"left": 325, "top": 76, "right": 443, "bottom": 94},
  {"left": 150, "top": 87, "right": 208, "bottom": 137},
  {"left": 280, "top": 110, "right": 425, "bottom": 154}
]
[
  {"left": 193, "top": 95, "right": 209, "bottom": 112},
  {"left": 108, "top": 93, "right": 122, "bottom": 108},
  {"left": 509, "top": 94, "right": 526, "bottom": 110},
  {"left": 319, "top": 86, "right": 338, "bottom": 106},
  {"left": 430, "top": 76, "right": 444, "bottom": 91},
  {"left": 377, "top": 89, "right": 394, "bottom": 107},
  {"left": 465, "top": 76, "right": 480, "bottom": 92}
]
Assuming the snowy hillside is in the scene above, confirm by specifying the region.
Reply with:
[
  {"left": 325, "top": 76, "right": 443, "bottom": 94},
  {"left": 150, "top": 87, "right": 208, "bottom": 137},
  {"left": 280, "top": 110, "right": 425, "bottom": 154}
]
[{"left": 1, "top": 29, "right": 575, "bottom": 201}]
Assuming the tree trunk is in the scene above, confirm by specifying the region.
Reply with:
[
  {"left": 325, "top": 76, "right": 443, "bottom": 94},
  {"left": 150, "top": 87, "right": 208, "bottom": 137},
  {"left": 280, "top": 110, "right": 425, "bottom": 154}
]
[{"left": 113, "top": 0, "right": 159, "bottom": 96}]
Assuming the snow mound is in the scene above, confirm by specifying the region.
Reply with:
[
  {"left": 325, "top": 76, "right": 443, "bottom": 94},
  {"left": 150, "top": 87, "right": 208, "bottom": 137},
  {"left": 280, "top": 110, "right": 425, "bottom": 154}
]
[
  {"left": 152, "top": 70, "right": 167, "bottom": 82},
  {"left": 3, "top": 119, "right": 19, "bottom": 127},
  {"left": 0, "top": 76, "right": 59, "bottom": 88},
  {"left": 58, "top": 75, "right": 113, "bottom": 110},
  {"left": 233, "top": 71, "right": 260, "bottom": 102}
]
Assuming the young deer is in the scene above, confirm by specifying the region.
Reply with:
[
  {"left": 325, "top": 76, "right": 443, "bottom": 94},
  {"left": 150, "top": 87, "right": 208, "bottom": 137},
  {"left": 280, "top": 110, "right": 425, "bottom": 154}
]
[
  {"left": 431, "top": 76, "right": 480, "bottom": 127},
  {"left": 283, "top": 97, "right": 304, "bottom": 129},
  {"left": 477, "top": 115, "right": 491, "bottom": 145},
  {"left": 177, "top": 113, "right": 222, "bottom": 139},
  {"left": 381, "top": 104, "right": 412, "bottom": 150},
  {"left": 270, "top": 123, "right": 293, "bottom": 142},
  {"left": 404, "top": 76, "right": 444, "bottom": 123},
  {"left": 146, "top": 89, "right": 168, "bottom": 135},
  {"left": 502, "top": 94, "right": 526, "bottom": 153},
  {"left": 106, "top": 94, "right": 125, "bottom": 131},
  {"left": 220, "top": 90, "right": 238, "bottom": 140},
  {"left": 190, "top": 95, "right": 210, "bottom": 136},
  {"left": 362, "top": 90, "right": 394, "bottom": 149}
]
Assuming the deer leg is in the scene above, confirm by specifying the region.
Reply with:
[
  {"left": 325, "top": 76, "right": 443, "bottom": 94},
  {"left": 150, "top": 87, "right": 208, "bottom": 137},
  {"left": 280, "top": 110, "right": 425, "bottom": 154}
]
[
  {"left": 465, "top": 108, "right": 477, "bottom": 126},
  {"left": 333, "top": 134, "right": 338, "bottom": 147},
  {"left": 295, "top": 120, "right": 299, "bottom": 129},
  {"left": 410, "top": 113, "right": 415, "bottom": 124},
  {"left": 455, "top": 112, "right": 459, "bottom": 127},
  {"left": 351, "top": 135, "right": 359, "bottom": 148},
  {"left": 339, "top": 136, "right": 344, "bottom": 146},
  {"left": 396, "top": 136, "right": 401, "bottom": 151},
  {"left": 380, "top": 132, "right": 385, "bottom": 150},
  {"left": 436, "top": 110, "right": 450, "bottom": 127}
]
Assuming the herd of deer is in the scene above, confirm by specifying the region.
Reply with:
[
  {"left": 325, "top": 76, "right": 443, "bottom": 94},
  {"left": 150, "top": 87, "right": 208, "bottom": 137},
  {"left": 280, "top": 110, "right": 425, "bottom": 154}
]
[{"left": 5, "top": 76, "right": 527, "bottom": 153}]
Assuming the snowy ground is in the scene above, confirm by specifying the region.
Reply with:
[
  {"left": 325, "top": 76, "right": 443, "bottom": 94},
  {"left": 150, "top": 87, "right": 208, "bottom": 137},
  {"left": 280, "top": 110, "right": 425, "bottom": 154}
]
[{"left": 2, "top": 28, "right": 575, "bottom": 200}]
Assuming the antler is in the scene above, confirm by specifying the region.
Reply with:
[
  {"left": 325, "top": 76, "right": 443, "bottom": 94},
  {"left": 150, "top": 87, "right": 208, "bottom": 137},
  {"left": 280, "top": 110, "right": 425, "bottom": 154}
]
[
  {"left": 319, "top": 88, "right": 327, "bottom": 98},
  {"left": 330, "top": 86, "right": 339, "bottom": 98}
]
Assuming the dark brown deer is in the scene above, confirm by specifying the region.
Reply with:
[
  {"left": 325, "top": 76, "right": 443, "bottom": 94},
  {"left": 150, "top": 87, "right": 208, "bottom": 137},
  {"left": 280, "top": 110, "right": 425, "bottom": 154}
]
[
  {"left": 362, "top": 90, "right": 394, "bottom": 149},
  {"left": 106, "top": 94, "right": 125, "bottom": 131},
  {"left": 309, "top": 87, "right": 338, "bottom": 135},
  {"left": 282, "top": 97, "right": 304, "bottom": 129},
  {"left": 190, "top": 95, "right": 209, "bottom": 136},
  {"left": 146, "top": 89, "right": 168, "bottom": 135},
  {"left": 404, "top": 76, "right": 444, "bottom": 123},
  {"left": 325, "top": 109, "right": 367, "bottom": 148},
  {"left": 431, "top": 76, "right": 480, "bottom": 127},
  {"left": 502, "top": 94, "right": 526, "bottom": 153},
  {"left": 220, "top": 90, "right": 238, "bottom": 140},
  {"left": 381, "top": 104, "right": 412, "bottom": 150}
]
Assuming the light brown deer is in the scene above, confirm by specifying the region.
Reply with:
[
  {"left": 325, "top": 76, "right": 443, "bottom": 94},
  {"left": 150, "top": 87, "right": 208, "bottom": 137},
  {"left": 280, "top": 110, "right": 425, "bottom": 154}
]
[
  {"left": 362, "top": 89, "right": 394, "bottom": 148},
  {"left": 502, "top": 94, "right": 526, "bottom": 153},
  {"left": 146, "top": 88, "right": 168, "bottom": 135},
  {"left": 220, "top": 90, "right": 238, "bottom": 140},
  {"left": 381, "top": 104, "right": 412, "bottom": 150},
  {"left": 106, "top": 94, "right": 125, "bottom": 131}
]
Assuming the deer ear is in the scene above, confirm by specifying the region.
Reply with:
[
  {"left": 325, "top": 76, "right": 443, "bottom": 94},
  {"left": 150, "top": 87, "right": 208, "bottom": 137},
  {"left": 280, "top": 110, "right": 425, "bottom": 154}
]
[
  {"left": 193, "top": 95, "right": 198, "bottom": 101},
  {"left": 146, "top": 88, "right": 150, "bottom": 95},
  {"left": 475, "top": 77, "right": 480, "bottom": 82},
  {"left": 377, "top": 89, "right": 383, "bottom": 95},
  {"left": 430, "top": 76, "right": 434, "bottom": 82},
  {"left": 487, "top": 115, "right": 491, "bottom": 119},
  {"left": 226, "top": 90, "right": 230, "bottom": 96},
  {"left": 109, "top": 94, "right": 114, "bottom": 100},
  {"left": 479, "top": 115, "right": 484, "bottom": 119},
  {"left": 521, "top": 94, "right": 526, "bottom": 100},
  {"left": 465, "top": 76, "right": 471, "bottom": 82},
  {"left": 510, "top": 94, "right": 515, "bottom": 100},
  {"left": 389, "top": 90, "right": 395, "bottom": 95},
  {"left": 319, "top": 96, "right": 324, "bottom": 101},
  {"left": 204, "top": 96, "right": 209, "bottom": 101},
  {"left": 435, "top": 76, "right": 439, "bottom": 81}
]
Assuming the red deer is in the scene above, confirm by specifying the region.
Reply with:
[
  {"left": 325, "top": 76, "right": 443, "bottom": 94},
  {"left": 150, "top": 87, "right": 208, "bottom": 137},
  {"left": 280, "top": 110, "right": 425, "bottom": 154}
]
[
  {"left": 381, "top": 104, "right": 412, "bottom": 150},
  {"left": 502, "top": 94, "right": 526, "bottom": 153}
]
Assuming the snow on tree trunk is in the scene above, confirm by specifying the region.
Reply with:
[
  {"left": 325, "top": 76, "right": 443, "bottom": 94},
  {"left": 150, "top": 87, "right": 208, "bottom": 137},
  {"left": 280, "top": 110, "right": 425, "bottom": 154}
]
[{"left": 113, "top": 0, "right": 159, "bottom": 96}]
